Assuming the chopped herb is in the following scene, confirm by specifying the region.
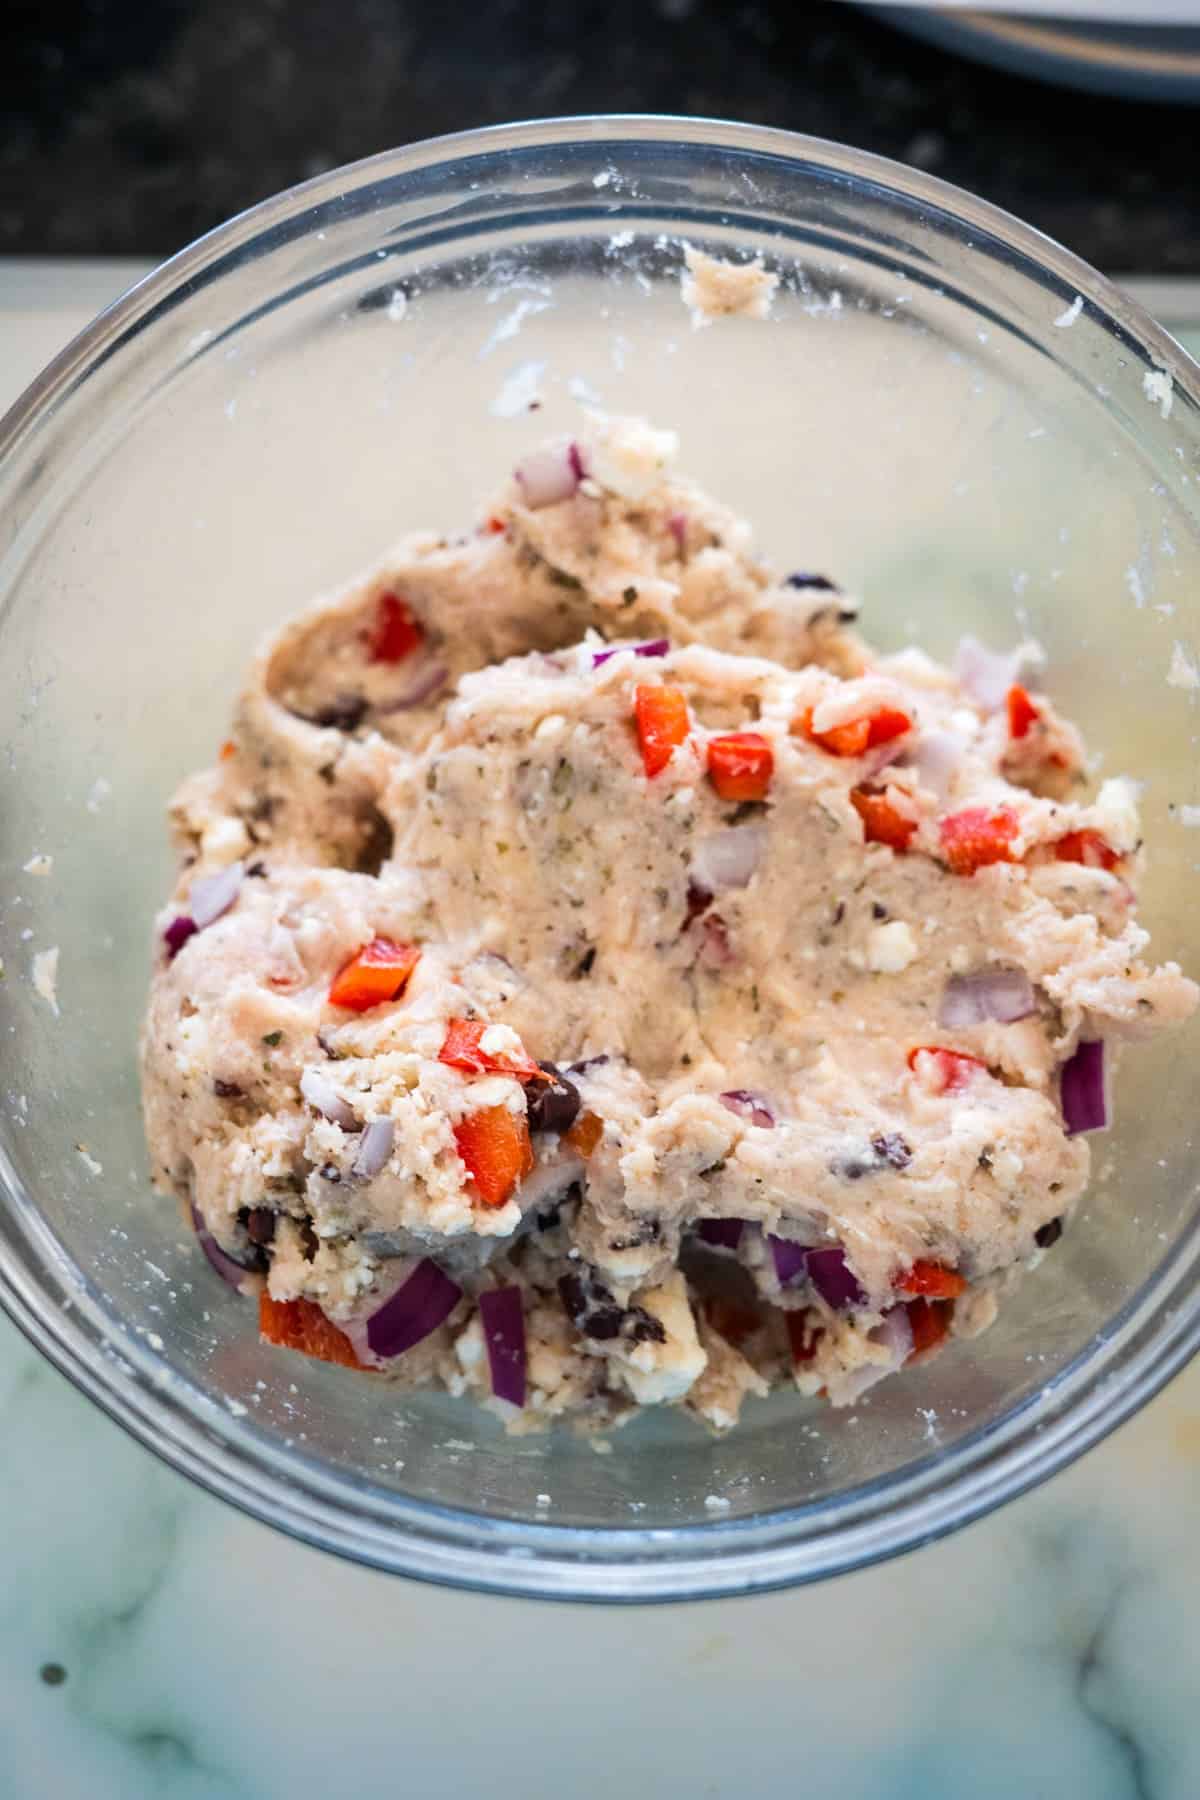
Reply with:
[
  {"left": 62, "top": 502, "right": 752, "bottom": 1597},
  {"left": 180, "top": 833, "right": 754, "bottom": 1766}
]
[
  {"left": 262, "top": 1031, "right": 282, "bottom": 1047},
  {"left": 549, "top": 566, "right": 583, "bottom": 591}
]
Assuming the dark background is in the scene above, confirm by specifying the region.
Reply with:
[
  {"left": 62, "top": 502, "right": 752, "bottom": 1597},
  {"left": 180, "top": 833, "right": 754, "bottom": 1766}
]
[{"left": 2, "top": 0, "right": 1198, "bottom": 269}]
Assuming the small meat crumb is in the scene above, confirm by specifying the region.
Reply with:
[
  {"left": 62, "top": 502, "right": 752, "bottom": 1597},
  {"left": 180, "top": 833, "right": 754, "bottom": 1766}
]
[
  {"left": 866, "top": 920, "right": 918, "bottom": 974},
  {"left": 23, "top": 854, "right": 52, "bottom": 876},
  {"left": 31, "top": 947, "right": 60, "bottom": 1015},
  {"left": 680, "top": 245, "right": 778, "bottom": 329}
]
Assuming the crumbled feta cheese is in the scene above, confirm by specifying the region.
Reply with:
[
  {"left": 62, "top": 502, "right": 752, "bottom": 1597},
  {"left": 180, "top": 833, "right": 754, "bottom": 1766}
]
[
  {"left": 479, "top": 1023, "right": 523, "bottom": 1058},
  {"left": 75, "top": 1144, "right": 103, "bottom": 1176},
  {"left": 585, "top": 411, "right": 678, "bottom": 501},
  {"left": 866, "top": 920, "right": 918, "bottom": 973},
  {"left": 1177, "top": 805, "right": 1200, "bottom": 829},
  {"left": 31, "top": 947, "right": 59, "bottom": 1015},
  {"left": 534, "top": 713, "right": 566, "bottom": 740},
  {"left": 704, "top": 1493, "right": 732, "bottom": 1512},
  {"left": 1094, "top": 777, "right": 1141, "bottom": 853}
]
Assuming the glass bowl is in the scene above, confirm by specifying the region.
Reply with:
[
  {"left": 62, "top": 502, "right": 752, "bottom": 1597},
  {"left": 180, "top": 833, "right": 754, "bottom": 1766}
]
[{"left": 1, "top": 117, "right": 1198, "bottom": 1602}]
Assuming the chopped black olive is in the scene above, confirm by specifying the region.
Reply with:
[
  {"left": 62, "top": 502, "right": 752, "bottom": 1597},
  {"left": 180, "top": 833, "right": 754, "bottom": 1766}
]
[
  {"left": 246, "top": 860, "right": 268, "bottom": 878},
  {"left": 305, "top": 695, "right": 368, "bottom": 732},
  {"left": 784, "top": 572, "right": 840, "bottom": 592},
  {"left": 872, "top": 1133, "right": 912, "bottom": 1170},
  {"left": 243, "top": 1207, "right": 277, "bottom": 1247},
  {"left": 212, "top": 1079, "right": 243, "bottom": 1099},
  {"left": 871, "top": 901, "right": 889, "bottom": 920},
  {"left": 573, "top": 946, "right": 597, "bottom": 979},
  {"left": 526, "top": 1063, "right": 582, "bottom": 1136},
  {"left": 299, "top": 1220, "right": 319, "bottom": 1261},
  {"left": 1035, "top": 1217, "right": 1064, "bottom": 1250}
]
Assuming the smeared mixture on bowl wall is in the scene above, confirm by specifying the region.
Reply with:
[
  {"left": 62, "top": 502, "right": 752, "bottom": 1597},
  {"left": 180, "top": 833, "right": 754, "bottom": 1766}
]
[{"left": 141, "top": 415, "right": 1197, "bottom": 1431}]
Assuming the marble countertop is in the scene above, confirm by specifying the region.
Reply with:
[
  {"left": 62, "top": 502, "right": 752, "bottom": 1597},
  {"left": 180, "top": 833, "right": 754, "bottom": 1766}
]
[{"left": 2, "top": 266, "right": 1199, "bottom": 1800}]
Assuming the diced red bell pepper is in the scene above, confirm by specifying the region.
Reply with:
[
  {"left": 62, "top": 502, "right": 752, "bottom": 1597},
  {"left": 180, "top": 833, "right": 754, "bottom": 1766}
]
[
  {"left": 1006, "top": 683, "right": 1040, "bottom": 740},
  {"left": 785, "top": 1311, "right": 823, "bottom": 1367},
  {"left": 907, "top": 1046, "right": 987, "bottom": 1096},
  {"left": 634, "top": 684, "right": 691, "bottom": 777},
  {"left": 939, "top": 804, "right": 1020, "bottom": 875},
  {"left": 483, "top": 515, "right": 507, "bottom": 535},
  {"left": 438, "top": 1018, "right": 544, "bottom": 1082},
  {"left": 219, "top": 738, "right": 237, "bottom": 762},
  {"left": 1054, "top": 829, "right": 1119, "bottom": 872},
  {"left": 906, "top": 1297, "right": 952, "bottom": 1360},
  {"left": 796, "top": 703, "right": 912, "bottom": 759},
  {"left": 564, "top": 1109, "right": 603, "bottom": 1157},
  {"left": 899, "top": 1259, "right": 967, "bottom": 1299},
  {"left": 851, "top": 785, "right": 918, "bottom": 852},
  {"left": 706, "top": 731, "right": 774, "bottom": 802},
  {"left": 366, "top": 591, "right": 423, "bottom": 664},
  {"left": 328, "top": 937, "right": 420, "bottom": 1012},
  {"left": 259, "top": 1293, "right": 368, "bottom": 1370},
  {"left": 453, "top": 1105, "right": 534, "bottom": 1207}
]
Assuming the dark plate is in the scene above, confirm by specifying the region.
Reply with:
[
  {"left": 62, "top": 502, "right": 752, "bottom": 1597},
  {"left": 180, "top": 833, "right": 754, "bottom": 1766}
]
[{"left": 865, "top": 6, "right": 1200, "bottom": 101}]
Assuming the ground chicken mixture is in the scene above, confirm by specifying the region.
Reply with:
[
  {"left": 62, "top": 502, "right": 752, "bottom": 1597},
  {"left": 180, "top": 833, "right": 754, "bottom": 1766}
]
[{"left": 141, "top": 414, "right": 1197, "bottom": 1432}]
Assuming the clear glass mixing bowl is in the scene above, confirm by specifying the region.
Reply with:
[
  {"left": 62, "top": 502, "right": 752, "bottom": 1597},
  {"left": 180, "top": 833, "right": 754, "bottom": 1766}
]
[{"left": 1, "top": 117, "right": 1198, "bottom": 1601}]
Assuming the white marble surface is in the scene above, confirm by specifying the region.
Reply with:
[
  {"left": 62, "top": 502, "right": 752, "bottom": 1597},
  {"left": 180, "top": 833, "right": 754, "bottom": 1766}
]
[{"left": 2, "top": 265, "right": 1199, "bottom": 1800}]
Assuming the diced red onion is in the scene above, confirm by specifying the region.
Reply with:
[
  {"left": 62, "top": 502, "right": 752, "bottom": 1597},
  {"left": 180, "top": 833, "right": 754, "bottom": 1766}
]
[
  {"left": 378, "top": 662, "right": 449, "bottom": 712},
  {"left": 939, "top": 968, "right": 1036, "bottom": 1029},
  {"left": 300, "top": 1068, "right": 360, "bottom": 1132},
  {"left": 164, "top": 915, "right": 198, "bottom": 960},
  {"left": 352, "top": 1117, "right": 394, "bottom": 1180},
  {"left": 592, "top": 638, "right": 670, "bottom": 668},
  {"left": 190, "top": 1201, "right": 254, "bottom": 1290},
  {"left": 691, "top": 824, "right": 766, "bottom": 893},
  {"left": 366, "top": 1258, "right": 463, "bottom": 1358},
  {"left": 840, "top": 1305, "right": 914, "bottom": 1401},
  {"left": 1061, "top": 1039, "right": 1108, "bottom": 1135},
  {"left": 954, "top": 636, "right": 1024, "bottom": 713},
  {"left": 667, "top": 512, "right": 688, "bottom": 551},
  {"left": 478, "top": 1285, "right": 527, "bottom": 1407},
  {"left": 514, "top": 442, "right": 584, "bottom": 509},
  {"left": 768, "top": 1235, "right": 809, "bottom": 1286},
  {"left": 189, "top": 860, "right": 244, "bottom": 929},
  {"left": 697, "top": 1217, "right": 747, "bottom": 1251},
  {"left": 719, "top": 1090, "right": 776, "bottom": 1128},
  {"left": 909, "top": 729, "right": 965, "bottom": 801},
  {"left": 806, "top": 1246, "right": 866, "bottom": 1310},
  {"left": 697, "top": 912, "right": 734, "bottom": 967}
]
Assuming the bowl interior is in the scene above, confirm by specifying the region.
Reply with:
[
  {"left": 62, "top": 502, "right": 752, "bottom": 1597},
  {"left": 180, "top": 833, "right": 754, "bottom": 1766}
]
[{"left": 1, "top": 121, "right": 1198, "bottom": 1593}]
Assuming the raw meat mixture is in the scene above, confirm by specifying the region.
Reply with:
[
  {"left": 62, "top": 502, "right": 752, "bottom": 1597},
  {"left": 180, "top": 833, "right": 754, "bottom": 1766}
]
[{"left": 141, "top": 414, "right": 1197, "bottom": 1431}]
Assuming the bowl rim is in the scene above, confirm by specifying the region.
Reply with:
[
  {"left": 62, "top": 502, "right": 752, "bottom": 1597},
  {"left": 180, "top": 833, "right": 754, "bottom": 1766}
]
[{"left": 2, "top": 111, "right": 1199, "bottom": 1603}]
